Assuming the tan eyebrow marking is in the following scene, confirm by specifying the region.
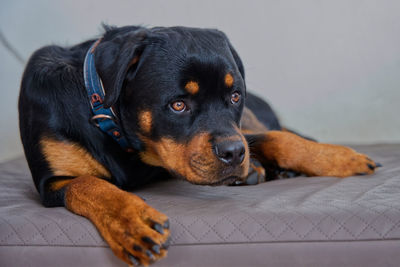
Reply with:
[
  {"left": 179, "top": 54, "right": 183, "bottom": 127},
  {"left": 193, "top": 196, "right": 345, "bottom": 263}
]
[
  {"left": 138, "top": 110, "right": 152, "bottom": 134},
  {"left": 185, "top": 81, "right": 199, "bottom": 95},
  {"left": 224, "top": 73, "right": 234, "bottom": 88}
]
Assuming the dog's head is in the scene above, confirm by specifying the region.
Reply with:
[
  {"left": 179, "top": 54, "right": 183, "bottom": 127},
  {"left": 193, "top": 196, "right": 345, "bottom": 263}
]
[{"left": 95, "top": 25, "right": 249, "bottom": 185}]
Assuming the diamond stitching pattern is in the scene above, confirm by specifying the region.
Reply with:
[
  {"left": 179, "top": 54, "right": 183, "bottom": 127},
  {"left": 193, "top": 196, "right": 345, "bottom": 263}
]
[{"left": 1, "top": 145, "right": 400, "bottom": 248}]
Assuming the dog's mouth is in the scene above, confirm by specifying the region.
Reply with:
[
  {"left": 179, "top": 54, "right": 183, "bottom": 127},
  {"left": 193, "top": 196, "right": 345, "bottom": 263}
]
[
  {"left": 187, "top": 154, "right": 248, "bottom": 185},
  {"left": 207, "top": 176, "right": 244, "bottom": 186},
  {"left": 138, "top": 132, "right": 250, "bottom": 185},
  {"left": 169, "top": 166, "right": 245, "bottom": 186}
]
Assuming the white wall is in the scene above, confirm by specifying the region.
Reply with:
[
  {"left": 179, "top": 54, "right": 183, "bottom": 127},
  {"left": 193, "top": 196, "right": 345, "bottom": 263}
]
[{"left": 1, "top": 0, "right": 399, "bottom": 162}]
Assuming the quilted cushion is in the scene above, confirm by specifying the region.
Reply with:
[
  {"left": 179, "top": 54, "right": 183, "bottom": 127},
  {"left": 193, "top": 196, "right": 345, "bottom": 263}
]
[{"left": 1, "top": 144, "right": 400, "bottom": 266}]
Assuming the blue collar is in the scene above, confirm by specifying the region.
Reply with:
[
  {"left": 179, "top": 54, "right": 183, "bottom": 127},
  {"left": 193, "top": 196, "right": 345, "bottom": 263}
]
[{"left": 83, "top": 39, "right": 133, "bottom": 152}]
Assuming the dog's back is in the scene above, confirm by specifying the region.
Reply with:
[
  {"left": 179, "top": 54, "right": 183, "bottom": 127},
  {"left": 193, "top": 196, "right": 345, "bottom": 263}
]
[{"left": 18, "top": 25, "right": 380, "bottom": 266}]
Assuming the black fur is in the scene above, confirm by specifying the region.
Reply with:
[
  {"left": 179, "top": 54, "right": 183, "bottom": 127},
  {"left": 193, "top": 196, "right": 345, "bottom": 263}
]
[{"left": 19, "top": 25, "right": 280, "bottom": 207}]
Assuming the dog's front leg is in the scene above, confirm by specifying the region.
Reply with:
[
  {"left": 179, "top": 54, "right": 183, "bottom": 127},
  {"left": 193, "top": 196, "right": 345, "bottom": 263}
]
[
  {"left": 246, "top": 131, "right": 381, "bottom": 178},
  {"left": 61, "top": 175, "right": 170, "bottom": 266}
]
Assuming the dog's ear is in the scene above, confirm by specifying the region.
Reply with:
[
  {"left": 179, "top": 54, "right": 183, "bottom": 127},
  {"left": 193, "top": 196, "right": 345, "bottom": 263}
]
[
  {"left": 228, "top": 43, "right": 245, "bottom": 81},
  {"left": 95, "top": 29, "right": 148, "bottom": 108},
  {"left": 211, "top": 29, "right": 245, "bottom": 81}
]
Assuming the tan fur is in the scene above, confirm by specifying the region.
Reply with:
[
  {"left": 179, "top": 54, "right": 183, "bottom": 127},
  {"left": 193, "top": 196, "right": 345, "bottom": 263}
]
[
  {"left": 254, "top": 131, "right": 377, "bottom": 177},
  {"left": 139, "top": 132, "right": 249, "bottom": 184},
  {"left": 224, "top": 73, "right": 234, "bottom": 87},
  {"left": 185, "top": 81, "right": 199, "bottom": 95},
  {"left": 138, "top": 110, "right": 152, "bottom": 133},
  {"left": 40, "top": 137, "right": 111, "bottom": 178},
  {"left": 240, "top": 107, "right": 269, "bottom": 134},
  {"left": 139, "top": 134, "right": 215, "bottom": 183},
  {"left": 65, "top": 175, "right": 169, "bottom": 266},
  {"left": 239, "top": 110, "right": 378, "bottom": 177},
  {"left": 50, "top": 179, "right": 73, "bottom": 191}
]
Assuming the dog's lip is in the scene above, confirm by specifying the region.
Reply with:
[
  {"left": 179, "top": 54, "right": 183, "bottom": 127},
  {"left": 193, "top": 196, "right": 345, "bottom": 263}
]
[
  {"left": 171, "top": 170, "right": 245, "bottom": 186},
  {"left": 208, "top": 176, "right": 243, "bottom": 186}
]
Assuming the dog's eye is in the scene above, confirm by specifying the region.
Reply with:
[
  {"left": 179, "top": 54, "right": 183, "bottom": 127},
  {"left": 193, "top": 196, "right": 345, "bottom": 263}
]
[
  {"left": 231, "top": 92, "right": 241, "bottom": 104},
  {"left": 170, "top": 101, "right": 186, "bottom": 112}
]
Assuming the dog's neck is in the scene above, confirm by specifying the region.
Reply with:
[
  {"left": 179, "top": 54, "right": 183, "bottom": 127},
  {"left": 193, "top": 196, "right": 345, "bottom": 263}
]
[{"left": 83, "top": 39, "right": 134, "bottom": 153}]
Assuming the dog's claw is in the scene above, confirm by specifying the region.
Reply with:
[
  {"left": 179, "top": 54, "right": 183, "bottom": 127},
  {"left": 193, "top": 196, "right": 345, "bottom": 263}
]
[
  {"left": 161, "top": 237, "right": 171, "bottom": 249},
  {"left": 375, "top": 162, "right": 383, "bottom": 168},
  {"left": 245, "top": 172, "right": 259, "bottom": 185},
  {"left": 153, "top": 223, "right": 164, "bottom": 234},
  {"left": 367, "top": 163, "right": 375, "bottom": 170},
  {"left": 152, "top": 245, "right": 161, "bottom": 255},
  {"left": 146, "top": 250, "right": 155, "bottom": 260},
  {"left": 128, "top": 254, "right": 140, "bottom": 266},
  {"left": 163, "top": 220, "right": 170, "bottom": 229}
]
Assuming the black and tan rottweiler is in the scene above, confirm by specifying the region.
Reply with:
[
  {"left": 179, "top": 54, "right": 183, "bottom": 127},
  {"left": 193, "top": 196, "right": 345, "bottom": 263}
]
[{"left": 19, "top": 25, "right": 381, "bottom": 266}]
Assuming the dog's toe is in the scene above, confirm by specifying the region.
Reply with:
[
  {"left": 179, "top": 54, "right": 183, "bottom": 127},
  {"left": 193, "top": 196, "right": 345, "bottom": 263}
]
[{"left": 94, "top": 194, "right": 170, "bottom": 266}]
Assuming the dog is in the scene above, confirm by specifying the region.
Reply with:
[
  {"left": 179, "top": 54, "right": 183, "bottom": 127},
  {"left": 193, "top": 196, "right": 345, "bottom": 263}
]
[{"left": 19, "top": 25, "right": 381, "bottom": 266}]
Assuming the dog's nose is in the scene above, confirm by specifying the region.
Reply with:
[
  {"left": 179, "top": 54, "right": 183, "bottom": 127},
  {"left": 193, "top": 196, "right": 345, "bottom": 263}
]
[{"left": 214, "top": 141, "right": 245, "bottom": 166}]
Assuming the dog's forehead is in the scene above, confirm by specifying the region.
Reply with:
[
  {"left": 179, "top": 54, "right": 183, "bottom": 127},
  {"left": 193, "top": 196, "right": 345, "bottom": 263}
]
[
  {"left": 152, "top": 26, "right": 228, "bottom": 47},
  {"left": 133, "top": 27, "right": 242, "bottom": 99},
  {"left": 150, "top": 27, "right": 235, "bottom": 69},
  {"left": 179, "top": 56, "right": 236, "bottom": 94}
]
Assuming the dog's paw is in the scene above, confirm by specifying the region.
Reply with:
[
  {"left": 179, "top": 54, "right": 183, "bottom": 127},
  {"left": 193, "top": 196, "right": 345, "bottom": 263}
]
[
  {"left": 231, "top": 159, "right": 266, "bottom": 185},
  {"left": 246, "top": 160, "right": 266, "bottom": 184},
  {"left": 306, "top": 144, "right": 382, "bottom": 177},
  {"left": 96, "top": 194, "right": 170, "bottom": 266}
]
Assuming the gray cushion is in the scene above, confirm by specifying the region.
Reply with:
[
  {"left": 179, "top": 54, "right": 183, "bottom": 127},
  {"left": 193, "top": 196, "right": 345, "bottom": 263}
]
[{"left": 1, "top": 144, "right": 399, "bottom": 266}]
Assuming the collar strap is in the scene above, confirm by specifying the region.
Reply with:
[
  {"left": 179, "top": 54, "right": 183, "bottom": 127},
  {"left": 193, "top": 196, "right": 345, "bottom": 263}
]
[{"left": 83, "top": 39, "right": 133, "bottom": 152}]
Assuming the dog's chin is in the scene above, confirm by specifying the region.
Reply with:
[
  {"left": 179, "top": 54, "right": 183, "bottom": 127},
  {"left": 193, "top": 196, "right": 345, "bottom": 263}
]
[
  {"left": 207, "top": 176, "right": 245, "bottom": 186},
  {"left": 168, "top": 168, "right": 247, "bottom": 186},
  {"left": 183, "top": 175, "right": 245, "bottom": 186}
]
